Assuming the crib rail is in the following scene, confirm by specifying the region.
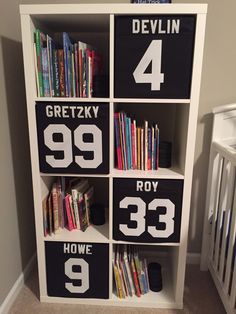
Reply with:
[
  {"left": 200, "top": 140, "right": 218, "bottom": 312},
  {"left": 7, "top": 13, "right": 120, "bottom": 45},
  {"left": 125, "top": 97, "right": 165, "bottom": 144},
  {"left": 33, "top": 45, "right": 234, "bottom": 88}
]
[{"left": 208, "top": 140, "right": 236, "bottom": 313}]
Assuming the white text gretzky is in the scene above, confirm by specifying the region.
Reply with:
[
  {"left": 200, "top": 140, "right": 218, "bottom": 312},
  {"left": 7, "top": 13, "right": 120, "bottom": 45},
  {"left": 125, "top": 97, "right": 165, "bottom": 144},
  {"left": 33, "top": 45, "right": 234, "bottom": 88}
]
[{"left": 46, "top": 105, "right": 99, "bottom": 119}]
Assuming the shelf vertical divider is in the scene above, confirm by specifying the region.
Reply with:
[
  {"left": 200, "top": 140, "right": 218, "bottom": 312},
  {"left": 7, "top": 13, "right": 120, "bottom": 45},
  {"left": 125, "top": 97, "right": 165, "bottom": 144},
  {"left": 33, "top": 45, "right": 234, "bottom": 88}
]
[{"left": 109, "top": 14, "right": 114, "bottom": 100}]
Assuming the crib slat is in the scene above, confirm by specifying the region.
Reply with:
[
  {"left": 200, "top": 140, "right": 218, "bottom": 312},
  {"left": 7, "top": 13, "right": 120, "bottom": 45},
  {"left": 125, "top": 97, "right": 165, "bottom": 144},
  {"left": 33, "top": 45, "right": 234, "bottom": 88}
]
[
  {"left": 213, "top": 160, "right": 229, "bottom": 270},
  {"left": 219, "top": 164, "right": 235, "bottom": 281},
  {"left": 229, "top": 253, "right": 236, "bottom": 309},
  {"left": 224, "top": 184, "right": 236, "bottom": 295},
  {"left": 210, "top": 154, "right": 224, "bottom": 261}
]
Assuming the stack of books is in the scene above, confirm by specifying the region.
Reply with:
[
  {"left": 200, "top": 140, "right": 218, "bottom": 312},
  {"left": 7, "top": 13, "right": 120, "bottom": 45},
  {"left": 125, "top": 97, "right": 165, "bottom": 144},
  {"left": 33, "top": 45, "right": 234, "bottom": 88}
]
[
  {"left": 34, "top": 29, "right": 103, "bottom": 98},
  {"left": 113, "top": 245, "right": 150, "bottom": 298},
  {"left": 114, "top": 112, "right": 160, "bottom": 170},
  {"left": 42, "top": 177, "right": 94, "bottom": 236}
]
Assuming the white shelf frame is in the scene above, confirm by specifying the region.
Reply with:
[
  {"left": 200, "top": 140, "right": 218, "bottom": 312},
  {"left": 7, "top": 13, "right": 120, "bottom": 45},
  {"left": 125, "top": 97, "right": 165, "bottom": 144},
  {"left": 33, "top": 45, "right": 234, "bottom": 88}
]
[{"left": 20, "top": 3, "right": 207, "bottom": 309}]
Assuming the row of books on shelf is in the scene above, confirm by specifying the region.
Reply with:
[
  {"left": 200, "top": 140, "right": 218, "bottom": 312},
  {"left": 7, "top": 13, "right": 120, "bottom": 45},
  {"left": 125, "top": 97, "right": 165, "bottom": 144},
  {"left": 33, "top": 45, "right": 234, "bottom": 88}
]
[
  {"left": 113, "top": 245, "right": 150, "bottom": 298},
  {"left": 34, "top": 29, "right": 104, "bottom": 98},
  {"left": 114, "top": 112, "right": 160, "bottom": 170},
  {"left": 42, "top": 177, "right": 94, "bottom": 236}
]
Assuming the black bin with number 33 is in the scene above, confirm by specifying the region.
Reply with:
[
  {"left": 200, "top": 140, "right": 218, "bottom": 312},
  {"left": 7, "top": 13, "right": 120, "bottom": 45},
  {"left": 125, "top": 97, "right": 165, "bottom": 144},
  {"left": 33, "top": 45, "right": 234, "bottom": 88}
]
[{"left": 113, "top": 178, "right": 183, "bottom": 243}]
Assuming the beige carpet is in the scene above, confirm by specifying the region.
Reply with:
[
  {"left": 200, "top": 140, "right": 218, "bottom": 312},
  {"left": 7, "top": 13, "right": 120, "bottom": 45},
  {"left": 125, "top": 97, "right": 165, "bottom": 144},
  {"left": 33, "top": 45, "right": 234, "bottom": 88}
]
[{"left": 9, "top": 264, "right": 225, "bottom": 314}]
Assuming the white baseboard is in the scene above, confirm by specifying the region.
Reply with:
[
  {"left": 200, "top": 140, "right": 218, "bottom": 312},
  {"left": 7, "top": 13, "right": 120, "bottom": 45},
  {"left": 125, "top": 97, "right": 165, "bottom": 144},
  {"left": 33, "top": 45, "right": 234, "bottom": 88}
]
[
  {"left": 187, "top": 253, "right": 201, "bottom": 265},
  {"left": 0, "top": 253, "right": 36, "bottom": 314}
]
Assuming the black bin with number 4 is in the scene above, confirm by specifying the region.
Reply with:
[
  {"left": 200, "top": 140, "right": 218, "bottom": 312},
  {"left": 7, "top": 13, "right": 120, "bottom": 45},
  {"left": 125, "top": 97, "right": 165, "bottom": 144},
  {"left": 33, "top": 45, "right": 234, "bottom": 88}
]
[{"left": 114, "top": 15, "right": 196, "bottom": 99}]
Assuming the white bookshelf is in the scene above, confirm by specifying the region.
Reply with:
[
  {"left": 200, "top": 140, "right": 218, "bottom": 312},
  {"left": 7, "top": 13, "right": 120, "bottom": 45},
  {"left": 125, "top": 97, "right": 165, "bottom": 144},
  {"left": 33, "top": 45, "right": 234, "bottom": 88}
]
[{"left": 20, "top": 3, "right": 207, "bottom": 309}]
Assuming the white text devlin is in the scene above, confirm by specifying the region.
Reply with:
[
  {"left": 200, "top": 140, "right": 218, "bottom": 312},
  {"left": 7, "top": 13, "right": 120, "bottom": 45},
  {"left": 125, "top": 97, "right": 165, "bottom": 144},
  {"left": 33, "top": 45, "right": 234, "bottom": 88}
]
[{"left": 132, "top": 19, "right": 180, "bottom": 35}]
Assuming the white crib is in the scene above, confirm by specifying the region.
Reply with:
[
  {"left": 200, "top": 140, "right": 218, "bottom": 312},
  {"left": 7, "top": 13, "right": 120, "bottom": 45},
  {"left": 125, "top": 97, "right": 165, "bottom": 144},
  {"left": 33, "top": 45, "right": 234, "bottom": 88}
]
[{"left": 201, "top": 104, "right": 236, "bottom": 314}]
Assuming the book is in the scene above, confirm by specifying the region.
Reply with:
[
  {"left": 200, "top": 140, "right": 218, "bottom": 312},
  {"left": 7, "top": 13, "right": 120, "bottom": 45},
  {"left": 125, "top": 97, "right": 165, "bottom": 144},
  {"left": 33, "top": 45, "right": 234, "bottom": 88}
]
[
  {"left": 63, "top": 32, "right": 73, "bottom": 97},
  {"left": 47, "top": 192, "right": 53, "bottom": 235},
  {"left": 41, "top": 47, "right": 50, "bottom": 97},
  {"left": 130, "top": 256, "right": 141, "bottom": 297},
  {"left": 77, "top": 180, "right": 90, "bottom": 231},
  {"left": 84, "top": 186, "right": 94, "bottom": 225},
  {"left": 52, "top": 48, "right": 60, "bottom": 97},
  {"left": 35, "top": 29, "right": 45, "bottom": 97},
  {"left": 51, "top": 183, "right": 60, "bottom": 233},
  {"left": 124, "top": 245, "right": 135, "bottom": 296},
  {"left": 33, "top": 41, "right": 40, "bottom": 96},
  {"left": 42, "top": 195, "right": 48, "bottom": 236},
  {"left": 58, "top": 49, "right": 65, "bottom": 96},
  {"left": 56, "top": 178, "right": 64, "bottom": 229},
  {"left": 65, "top": 194, "right": 74, "bottom": 231},
  {"left": 46, "top": 35, "right": 54, "bottom": 97},
  {"left": 114, "top": 113, "right": 123, "bottom": 170}
]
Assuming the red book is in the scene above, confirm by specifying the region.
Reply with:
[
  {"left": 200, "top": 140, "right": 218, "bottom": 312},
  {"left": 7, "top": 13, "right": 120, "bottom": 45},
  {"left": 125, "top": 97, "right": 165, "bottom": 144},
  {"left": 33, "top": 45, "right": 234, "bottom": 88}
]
[
  {"left": 130, "top": 257, "right": 141, "bottom": 297},
  {"left": 131, "top": 122, "right": 136, "bottom": 170},
  {"left": 114, "top": 113, "right": 122, "bottom": 170},
  {"left": 65, "top": 194, "right": 74, "bottom": 231}
]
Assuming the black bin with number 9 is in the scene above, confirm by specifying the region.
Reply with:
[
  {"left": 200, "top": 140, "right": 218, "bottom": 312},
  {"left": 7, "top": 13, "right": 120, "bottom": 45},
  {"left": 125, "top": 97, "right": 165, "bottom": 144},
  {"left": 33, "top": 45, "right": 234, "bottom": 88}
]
[
  {"left": 113, "top": 178, "right": 183, "bottom": 243},
  {"left": 45, "top": 241, "right": 109, "bottom": 298},
  {"left": 114, "top": 15, "right": 196, "bottom": 99},
  {"left": 36, "top": 102, "right": 109, "bottom": 174}
]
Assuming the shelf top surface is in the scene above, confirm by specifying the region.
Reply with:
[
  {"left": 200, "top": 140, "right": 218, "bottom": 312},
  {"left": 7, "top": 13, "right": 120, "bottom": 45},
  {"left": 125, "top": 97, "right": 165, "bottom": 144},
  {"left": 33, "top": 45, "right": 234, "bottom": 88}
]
[{"left": 20, "top": 3, "right": 208, "bottom": 15}]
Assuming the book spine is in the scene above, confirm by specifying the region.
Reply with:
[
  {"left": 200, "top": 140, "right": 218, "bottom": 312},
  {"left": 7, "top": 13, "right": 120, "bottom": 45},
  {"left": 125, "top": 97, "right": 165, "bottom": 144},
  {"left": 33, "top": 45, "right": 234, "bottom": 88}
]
[
  {"left": 63, "top": 32, "right": 69, "bottom": 97},
  {"left": 47, "top": 35, "right": 53, "bottom": 97},
  {"left": 33, "top": 41, "right": 40, "bottom": 96},
  {"left": 52, "top": 185, "right": 59, "bottom": 233},
  {"left": 58, "top": 49, "right": 65, "bottom": 97},
  {"left": 78, "top": 46, "right": 83, "bottom": 97},
  {"left": 41, "top": 47, "right": 50, "bottom": 97},
  {"left": 156, "top": 124, "right": 159, "bottom": 169},
  {"left": 144, "top": 120, "right": 148, "bottom": 171},
  {"left": 84, "top": 186, "right": 94, "bottom": 226},
  {"left": 71, "top": 190, "right": 81, "bottom": 229},
  {"left": 141, "top": 128, "right": 144, "bottom": 171},
  {"left": 35, "top": 30, "right": 44, "bottom": 97},
  {"left": 133, "top": 120, "right": 137, "bottom": 170},
  {"left": 118, "top": 113, "right": 125, "bottom": 170},
  {"left": 122, "top": 112, "right": 128, "bottom": 170},
  {"left": 148, "top": 127, "right": 151, "bottom": 170},
  {"left": 48, "top": 193, "right": 53, "bottom": 235},
  {"left": 42, "top": 196, "right": 48, "bottom": 236},
  {"left": 134, "top": 255, "right": 144, "bottom": 294},
  {"left": 143, "top": 258, "right": 150, "bottom": 292},
  {"left": 71, "top": 49, "right": 75, "bottom": 97},
  {"left": 74, "top": 43, "right": 79, "bottom": 97},
  {"left": 114, "top": 113, "right": 122, "bottom": 170},
  {"left": 52, "top": 49, "right": 60, "bottom": 97},
  {"left": 65, "top": 195, "right": 74, "bottom": 231},
  {"left": 130, "top": 257, "right": 141, "bottom": 297},
  {"left": 78, "top": 193, "right": 88, "bottom": 232}
]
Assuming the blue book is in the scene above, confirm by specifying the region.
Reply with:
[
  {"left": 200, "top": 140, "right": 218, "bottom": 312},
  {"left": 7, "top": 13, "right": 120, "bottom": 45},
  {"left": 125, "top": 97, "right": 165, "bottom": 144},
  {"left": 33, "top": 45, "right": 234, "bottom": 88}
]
[
  {"left": 125, "top": 116, "right": 131, "bottom": 169},
  {"left": 63, "top": 32, "right": 73, "bottom": 97},
  {"left": 41, "top": 47, "right": 50, "bottom": 97},
  {"left": 47, "top": 35, "right": 54, "bottom": 96}
]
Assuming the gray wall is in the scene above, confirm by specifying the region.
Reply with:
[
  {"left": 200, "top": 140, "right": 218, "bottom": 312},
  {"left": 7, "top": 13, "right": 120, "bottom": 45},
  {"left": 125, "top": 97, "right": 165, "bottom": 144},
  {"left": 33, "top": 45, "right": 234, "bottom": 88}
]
[
  {"left": 174, "top": 0, "right": 236, "bottom": 252},
  {"left": 1, "top": 0, "right": 236, "bottom": 307},
  {"left": 0, "top": 0, "right": 35, "bottom": 306}
]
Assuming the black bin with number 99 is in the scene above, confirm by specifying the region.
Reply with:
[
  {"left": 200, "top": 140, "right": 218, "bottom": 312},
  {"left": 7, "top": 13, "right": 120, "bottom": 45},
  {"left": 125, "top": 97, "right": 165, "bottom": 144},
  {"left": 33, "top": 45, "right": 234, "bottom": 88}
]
[
  {"left": 114, "top": 15, "right": 196, "bottom": 99},
  {"left": 113, "top": 178, "right": 183, "bottom": 243},
  {"left": 36, "top": 102, "right": 109, "bottom": 174}
]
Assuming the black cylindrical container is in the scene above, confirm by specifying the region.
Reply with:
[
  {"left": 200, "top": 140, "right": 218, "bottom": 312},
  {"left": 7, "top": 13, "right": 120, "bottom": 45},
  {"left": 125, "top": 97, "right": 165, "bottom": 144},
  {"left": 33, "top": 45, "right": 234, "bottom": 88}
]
[
  {"left": 148, "top": 262, "right": 163, "bottom": 292},
  {"left": 90, "top": 203, "right": 105, "bottom": 225}
]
